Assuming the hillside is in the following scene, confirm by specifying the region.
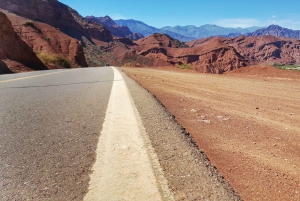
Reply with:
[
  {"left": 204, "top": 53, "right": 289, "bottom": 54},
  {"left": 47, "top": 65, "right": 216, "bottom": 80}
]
[
  {"left": 0, "top": 11, "right": 47, "bottom": 73},
  {"left": 250, "top": 24, "right": 300, "bottom": 39},
  {"left": 85, "top": 16, "right": 144, "bottom": 40},
  {"left": 160, "top": 24, "right": 262, "bottom": 39},
  {"left": 0, "top": 0, "right": 113, "bottom": 43},
  {"left": 0, "top": 0, "right": 117, "bottom": 67},
  {"left": 115, "top": 19, "right": 263, "bottom": 41},
  {"left": 114, "top": 19, "right": 195, "bottom": 42}
]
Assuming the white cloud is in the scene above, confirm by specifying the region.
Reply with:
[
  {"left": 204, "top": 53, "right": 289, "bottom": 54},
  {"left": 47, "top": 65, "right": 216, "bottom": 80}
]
[
  {"left": 214, "top": 17, "right": 300, "bottom": 29},
  {"left": 214, "top": 18, "right": 263, "bottom": 28},
  {"left": 110, "top": 14, "right": 128, "bottom": 20},
  {"left": 272, "top": 15, "right": 276, "bottom": 18}
]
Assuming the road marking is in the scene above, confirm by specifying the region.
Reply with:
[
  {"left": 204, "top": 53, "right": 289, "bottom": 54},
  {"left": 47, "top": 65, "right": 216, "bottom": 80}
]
[
  {"left": 84, "top": 67, "right": 173, "bottom": 201},
  {"left": 0, "top": 70, "right": 68, "bottom": 83}
]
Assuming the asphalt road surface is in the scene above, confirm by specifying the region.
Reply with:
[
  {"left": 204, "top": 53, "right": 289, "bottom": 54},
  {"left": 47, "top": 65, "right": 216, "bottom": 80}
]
[
  {"left": 0, "top": 68, "right": 114, "bottom": 200},
  {"left": 0, "top": 67, "right": 241, "bottom": 201}
]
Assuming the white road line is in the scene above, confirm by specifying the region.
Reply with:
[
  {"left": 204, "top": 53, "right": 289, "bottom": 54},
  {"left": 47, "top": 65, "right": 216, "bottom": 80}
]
[
  {"left": 0, "top": 70, "right": 68, "bottom": 83},
  {"left": 84, "top": 67, "right": 173, "bottom": 201}
]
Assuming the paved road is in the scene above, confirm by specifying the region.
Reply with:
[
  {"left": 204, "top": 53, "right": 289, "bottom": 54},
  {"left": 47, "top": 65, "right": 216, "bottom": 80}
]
[
  {"left": 0, "top": 68, "right": 114, "bottom": 200},
  {"left": 0, "top": 67, "right": 241, "bottom": 201}
]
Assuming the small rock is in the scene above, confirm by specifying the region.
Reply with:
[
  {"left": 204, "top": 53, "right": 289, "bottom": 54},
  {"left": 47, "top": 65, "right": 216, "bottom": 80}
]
[
  {"left": 216, "top": 116, "right": 223, "bottom": 119},
  {"left": 256, "top": 107, "right": 259, "bottom": 109},
  {"left": 191, "top": 109, "right": 197, "bottom": 112},
  {"left": 203, "top": 120, "right": 211, "bottom": 124}
]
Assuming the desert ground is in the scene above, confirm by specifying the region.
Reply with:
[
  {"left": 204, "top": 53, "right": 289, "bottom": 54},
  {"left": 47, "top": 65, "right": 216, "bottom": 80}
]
[{"left": 122, "top": 65, "right": 300, "bottom": 201}]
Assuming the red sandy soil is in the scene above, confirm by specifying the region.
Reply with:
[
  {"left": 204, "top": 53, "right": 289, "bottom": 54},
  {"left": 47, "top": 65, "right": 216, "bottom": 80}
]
[{"left": 122, "top": 65, "right": 300, "bottom": 201}]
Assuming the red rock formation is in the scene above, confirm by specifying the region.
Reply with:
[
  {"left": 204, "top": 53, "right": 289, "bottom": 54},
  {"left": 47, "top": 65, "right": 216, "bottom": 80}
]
[
  {"left": 0, "top": 0, "right": 113, "bottom": 43},
  {"left": 0, "top": 58, "right": 12, "bottom": 74},
  {"left": 5, "top": 11, "right": 87, "bottom": 67},
  {"left": 0, "top": 11, "right": 47, "bottom": 74},
  {"left": 131, "top": 34, "right": 247, "bottom": 73},
  {"left": 222, "top": 35, "right": 300, "bottom": 65}
]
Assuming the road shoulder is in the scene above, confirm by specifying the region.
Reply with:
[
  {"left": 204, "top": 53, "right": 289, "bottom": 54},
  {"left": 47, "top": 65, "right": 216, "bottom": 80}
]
[{"left": 119, "top": 67, "right": 241, "bottom": 200}]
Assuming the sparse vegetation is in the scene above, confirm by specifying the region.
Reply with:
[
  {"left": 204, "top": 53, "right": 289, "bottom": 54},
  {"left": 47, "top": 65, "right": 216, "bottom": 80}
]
[
  {"left": 23, "top": 20, "right": 42, "bottom": 33},
  {"left": 44, "top": 37, "right": 51, "bottom": 43},
  {"left": 123, "top": 62, "right": 131, "bottom": 67},
  {"left": 37, "top": 53, "right": 72, "bottom": 68},
  {"left": 274, "top": 64, "right": 300, "bottom": 71},
  {"left": 176, "top": 63, "right": 191, "bottom": 69},
  {"left": 23, "top": 20, "right": 35, "bottom": 27}
]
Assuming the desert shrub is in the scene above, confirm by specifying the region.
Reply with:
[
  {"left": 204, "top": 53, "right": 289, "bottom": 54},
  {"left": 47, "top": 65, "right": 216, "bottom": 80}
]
[
  {"left": 44, "top": 37, "right": 51, "bottom": 43},
  {"left": 23, "top": 20, "right": 35, "bottom": 27},
  {"left": 123, "top": 62, "right": 131, "bottom": 67},
  {"left": 176, "top": 63, "right": 191, "bottom": 69},
  {"left": 37, "top": 53, "right": 72, "bottom": 68},
  {"left": 274, "top": 64, "right": 300, "bottom": 71}
]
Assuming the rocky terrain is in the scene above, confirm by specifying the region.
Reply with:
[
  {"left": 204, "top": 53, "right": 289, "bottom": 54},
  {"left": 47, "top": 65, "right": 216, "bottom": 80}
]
[
  {"left": 90, "top": 31, "right": 300, "bottom": 74},
  {"left": 115, "top": 19, "right": 262, "bottom": 41},
  {"left": 6, "top": 11, "right": 87, "bottom": 67},
  {"left": 223, "top": 35, "right": 300, "bottom": 65},
  {"left": 251, "top": 24, "right": 300, "bottom": 40},
  {"left": 1, "top": 0, "right": 300, "bottom": 75},
  {"left": 127, "top": 34, "right": 247, "bottom": 73},
  {"left": 85, "top": 16, "right": 144, "bottom": 40},
  {"left": 0, "top": 0, "right": 113, "bottom": 43},
  {"left": 0, "top": 11, "right": 47, "bottom": 73},
  {"left": 188, "top": 35, "right": 300, "bottom": 66},
  {"left": 115, "top": 19, "right": 196, "bottom": 42}
]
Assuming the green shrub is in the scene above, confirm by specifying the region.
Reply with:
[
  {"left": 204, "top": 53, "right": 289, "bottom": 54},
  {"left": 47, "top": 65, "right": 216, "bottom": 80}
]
[
  {"left": 176, "top": 63, "right": 191, "bottom": 69},
  {"left": 44, "top": 37, "right": 51, "bottom": 43},
  {"left": 37, "top": 53, "right": 72, "bottom": 68},
  {"left": 23, "top": 20, "right": 35, "bottom": 27},
  {"left": 123, "top": 62, "right": 131, "bottom": 67},
  {"left": 274, "top": 64, "right": 300, "bottom": 71}
]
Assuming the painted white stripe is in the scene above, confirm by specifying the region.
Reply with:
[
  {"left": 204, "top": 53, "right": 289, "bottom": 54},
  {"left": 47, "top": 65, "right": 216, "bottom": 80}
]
[
  {"left": 84, "top": 67, "right": 173, "bottom": 201},
  {"left": 0, "top": 70, "right": 68, "bottom": 83}
]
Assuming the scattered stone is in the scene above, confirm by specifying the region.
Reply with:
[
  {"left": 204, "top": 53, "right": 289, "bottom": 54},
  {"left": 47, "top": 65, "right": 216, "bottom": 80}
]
[
  {"left": 203, "top": 120, "right": 211, "bottom": 124},
  {"left": 256, "top": 107, "right": 259, "bottom": 109},
  {"left": 216, "top": 116, "right": 223, "bottom": 119},
  {"left": 191, "top": 109, "right": 197, "bottom": 112}
]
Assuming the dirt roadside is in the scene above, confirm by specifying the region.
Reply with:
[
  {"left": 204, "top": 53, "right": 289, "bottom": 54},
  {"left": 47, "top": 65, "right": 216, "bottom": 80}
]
[
  {"left": 120, "top": 68, "right": 241, "bottom": 200},
  {"left": 121, "top": 66, "right": 300, "bottom": 201}
]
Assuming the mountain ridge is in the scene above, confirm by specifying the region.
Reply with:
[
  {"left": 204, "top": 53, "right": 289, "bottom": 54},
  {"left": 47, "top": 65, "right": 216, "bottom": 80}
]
[
  {"left": 84, "top": 15, "right": 144, "bottom": 40},
  {"left": 250, "top": 24, "right": 300, "bottom": 39},
  {"left": 114, "top": 19, "right": 264, "bottom": 41}
]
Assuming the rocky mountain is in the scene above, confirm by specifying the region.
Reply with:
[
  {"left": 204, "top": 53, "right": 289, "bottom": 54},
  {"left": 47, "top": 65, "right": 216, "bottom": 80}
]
[
  {"left": 5, "top": 10, "right": 87, "bottom": 68},
  {"left": 0, "top": 11, "right": 47, "bottom": 74},
  {"left": 129, "top": 34, "right": 247, "bottom": 73},
  {"left": 0, "top": 0, "right": 113, "bottom": 43},
  {"left": 85, "top": 16, "right": 144, "bottom": 40},
  {"left": 0, "top": 0, "right": 117, "bottom": 68},
  {"left": 223, "top": 35, "right": 300, "bottom": 65},
  {"left": 114, "top": 19, "right": 195, "bottom": 42},
  {"left": 160, "top": 24, "right": 262, "bottom": 39},
  {"left": 109, "top": 32, "right": 300, "bottom": 73},
  {"left": 115, "top": 19, "right": 263, "bottom": 41},
  {"left": 250, "top": 25, "right": 300, "bottom": 40}
]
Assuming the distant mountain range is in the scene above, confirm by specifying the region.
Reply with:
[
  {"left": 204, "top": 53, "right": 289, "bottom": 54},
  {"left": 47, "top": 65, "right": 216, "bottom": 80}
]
[
  {"left": 114, "top": 19, "right": 195, "bottom": 41},
  {"left": 250, "top": 24, "right": 300, "bottom": 40},
  {"left": 85, "top": 16, "right": 144, "bottom": 40},
  {"left": 114, "top": 19, "right": 263, "bottom": 41}
]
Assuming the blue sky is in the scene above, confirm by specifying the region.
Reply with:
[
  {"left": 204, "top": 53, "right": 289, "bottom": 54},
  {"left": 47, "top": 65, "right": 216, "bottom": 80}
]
[{"left": 59, "top": 0, "right": 300, "bottom": 29}]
